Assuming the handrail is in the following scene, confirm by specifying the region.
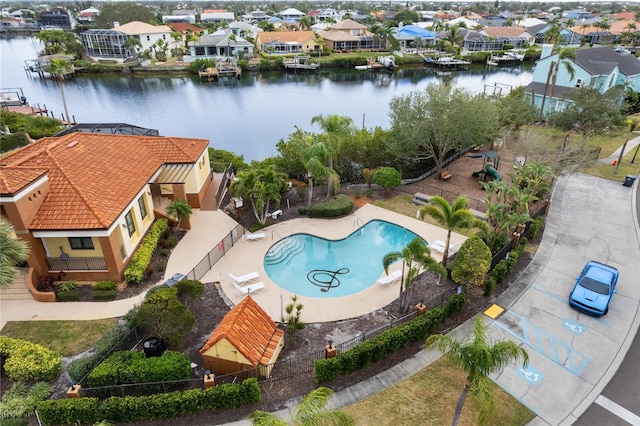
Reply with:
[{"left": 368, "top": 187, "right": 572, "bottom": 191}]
[
  {"left": 271, "top": 229, "right": 282, "bottom": 241},
  {"left": 353, "top": 217, "right": 364, "bottom": 228}
]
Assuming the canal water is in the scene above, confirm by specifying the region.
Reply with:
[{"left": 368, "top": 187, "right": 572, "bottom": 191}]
[{"left": 1, "top": 36, "right": 534, "bottom": 161}]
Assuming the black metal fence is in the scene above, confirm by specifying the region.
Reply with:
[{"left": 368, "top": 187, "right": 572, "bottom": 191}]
[
  {"left": 183, "top": 223, "right": 245, "bottom": 282},
  {"left": 46, "top": 257, "right": 107, "bottom": 271},
  {"left": 79, "top": 377, "right": 203, "bottom": 399}
]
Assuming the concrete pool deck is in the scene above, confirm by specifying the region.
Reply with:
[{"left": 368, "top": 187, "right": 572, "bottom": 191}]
[{"left": 190, "top": 204, "right": 466, "bottom": 323}]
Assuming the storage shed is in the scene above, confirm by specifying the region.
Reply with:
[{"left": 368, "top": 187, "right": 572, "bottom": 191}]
[{"left": 199, "top": 296, "right": 285, "bottom": 378}]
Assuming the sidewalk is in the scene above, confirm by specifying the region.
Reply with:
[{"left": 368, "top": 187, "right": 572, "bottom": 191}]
[{"left": 597, "top": 135, "right": 640, "bottom": 165}]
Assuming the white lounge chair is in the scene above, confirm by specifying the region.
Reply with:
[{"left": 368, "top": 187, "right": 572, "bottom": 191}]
[
  {"left": 430, "top": 240, "right": 461, "bottom": 255},
  {"left": 233, "top": 280, "right": 265, "bottom": 296},
  {"left": 245, "top": 232, "right": 266, "bottom": 241},
  {"left": 266, "top": 209, "right": 282, "bottom": 219},
  {"left": 229, "top": 272, "right": 260, "bottom": 285},
  {"left": 377, "top": 270, "right": 402, "bottom": 286}
]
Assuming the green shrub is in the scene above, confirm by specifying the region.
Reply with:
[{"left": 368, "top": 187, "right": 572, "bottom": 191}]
[
  {"left": 136, "top": 287, "right": 194, "bottom": 347},
  {"left": 484, "top": 276, "right": 497, "bottom": 296},
  {"left": 308, "top": 194, "right": 354, "bottom": 218},
  {"left": 36, "top": 379, "right": 260, "bottom": 425},
  {"left": 92, "top": 290, "right": 117, "bottom": 301},
  {"left": 175, "top": 279, "right": 204, "bottom": 301},
  {"left": 67, "top": 325, "right": 129, "bottom": 382},
  {"left": 492, "top": 259, "right": 509, "bottom": 284},
  {"left": 0, "top": 381, "right": 53, "bottom": 420},
  {"left": 160, "top": 248, "right": 169, "bottom": 257},
  {"left": 87, "top": 350, "right": 191, "bottom": 387},
  {"left": 0, "top": 132, "right": 30, "bottom": 153},
  {"left": 56, "top": 290, "right": 80, "bottom": 301},
  {"left": 58, "top": 280, "right": 77, "bottom": 292},
  {"left": 450, "top": 236, "right": 492, "bottom": 287},
  {"left": 0, "top": 336, "right": 61, "bottom": 382},
  {"left": 298, "top": 206, "right": 308, "bottom": 215},
  {"left": 94, "top": 280, "right": 117, "bottom": 291},
  {"left": 372, "top": 167, "right": 401, "bottom": 191},
  {"left": 124, "top": 219, "right": 168, "bottom": 284},
  {"left": 526, "top": 216, "right": 543, "bottom": 239}
]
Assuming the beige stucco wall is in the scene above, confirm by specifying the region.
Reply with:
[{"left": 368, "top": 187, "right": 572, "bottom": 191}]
[{"left": 44, "top": 236, "right": 105, "bottom": 257}]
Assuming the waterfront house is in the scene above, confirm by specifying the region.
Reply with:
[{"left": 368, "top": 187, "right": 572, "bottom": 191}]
[
  {"left": 39, "top": 7, "right": 72, "bottom": 29},
  {"left": 524, "top": 46, "right": 640, "bottom": 116},
  {"left": 0, "top": 132, "right": 212, "bottom": 285},
  {"left": 393, "top": 24, "right": 438, "bottom": 51},
  {"left": 229, "top": 21, "right": 262, "bottom": 39},
  {"left": 186, "top": 29, "right": 254, "bottom": 61},
  {"left": 256, "top": 30, "right": 319, "bottom": 55},
  {"left": 200, "top": 296, "right": 284, "bottom": 378},
  {"left": 115, "top": 21, "right": 174, "bottom": 58},
  {"left": 82, "top": 21, "right": 174, "bottom": 62},
  {"left": 168, "top": 22, "right": 203, "bottom": 37},
  {"left": 567, "top": 19, "right": 639, "bottom": 46},
  {"left": 278, "top": 8, "right": 305, "bottom": 21},
  {"left": 478, "top": 27, "right": 533, "bottom": 49},
  {"left": 317, "top": 19, "right": 384, "bottom": 52}
]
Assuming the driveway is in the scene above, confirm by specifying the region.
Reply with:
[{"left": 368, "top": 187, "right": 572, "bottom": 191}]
[{"left": 474, "top": 174, "right": 640, "bottom": 425}]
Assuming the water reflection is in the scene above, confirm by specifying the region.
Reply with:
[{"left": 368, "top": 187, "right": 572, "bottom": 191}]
[{"left": 1, "top": 36, "right": 533, "bottom": 161}]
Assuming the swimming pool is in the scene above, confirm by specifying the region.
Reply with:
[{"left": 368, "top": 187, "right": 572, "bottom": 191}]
[{"left": 263, "top": 220, "right": 422, "bottom": 298}]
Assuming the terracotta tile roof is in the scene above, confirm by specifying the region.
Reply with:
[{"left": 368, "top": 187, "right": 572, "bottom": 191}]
[
  {"left": 168, "top": 23, "right": 202, "bottom": 34},
  {"left": 256, "top": 30, "right": 316, "bottom": 44},
  {"left": 200, "top": 296, "right": 284, "bottom": 367},
  {"left": 0, "top": 167, "right": 48, "bottom": 196},
  {"left": 569, "top": 20, "right": 637, "bottom": 36},
  {"left": 329, "top": 19, "right": 367, "bottom": 30},
  {"left": 481, "top": 26, "right": 528, "bottom": 38},
  {"left": 1, "top": 133, "right": 208, "bottom": 230}
]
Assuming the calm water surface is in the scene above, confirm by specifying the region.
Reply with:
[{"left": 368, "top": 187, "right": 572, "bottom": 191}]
[{"left": 1, "top": 36, "right": 533, "bottom": 161}]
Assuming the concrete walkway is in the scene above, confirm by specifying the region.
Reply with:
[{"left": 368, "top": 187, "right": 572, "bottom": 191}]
[{"left": 597, "top": 135, "right": 640, "bottom": 165}]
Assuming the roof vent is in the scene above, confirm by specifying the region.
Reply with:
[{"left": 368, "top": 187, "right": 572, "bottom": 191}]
[{"left": 66, "top": 141, "right": 78, "bottom": 148}]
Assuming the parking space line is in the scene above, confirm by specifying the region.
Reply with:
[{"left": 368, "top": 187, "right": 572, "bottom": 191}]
[
  {"left": 595, "top": 395, "right": 640, "bottom": 425},
  {"left": 532, "top": 284, "right": 611, "bottom": 328},
  {"left": 495, "top": 310, "right": 590, "bottom": 376}
]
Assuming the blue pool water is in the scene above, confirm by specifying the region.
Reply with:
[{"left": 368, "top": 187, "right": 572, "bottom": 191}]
[{"left": 263, "top": 220, "right": 422, "bottom": 298}]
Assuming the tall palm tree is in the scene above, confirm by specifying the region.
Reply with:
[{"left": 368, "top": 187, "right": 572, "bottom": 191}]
[
  {"left": 165, "top": 199, "right": 192, "bottom": 229},
  {"left": 125, "top": 36, "right": 142, "bottom": 59},
  {"left": 0, "top": 217, "right": 29, "bottom": 289},
  {"left": 47, "top": 58, "right": 73, "bottom": 125},
  {"left": 249, "top": 387, "right": 354, "bottom": 426},
  {"left": 426, "top": 316, "right": 529, "bottom": 426},
  {"left": 539, "top": 47, "right": 576, "bottom": 118},
  {"left": 230, "top": 165, "right": 288, "bottom": 224},
  {"left": 419, "top": 196, "right": 478, "bottom": 267},
  {"left": 382, "top": 237, "right": 446, "bottom": 314},
  {"left": 171, "top": 31, "right": 183, "bottom": 60},
  {"left": 299, "top": 16, "right": 313, "bottom": 31},
  {"left": 311, "top": 114, "right": 354, "bottom": 198},
  {"left": 292, "top": 134, "right": 334, "bottom": 208}
]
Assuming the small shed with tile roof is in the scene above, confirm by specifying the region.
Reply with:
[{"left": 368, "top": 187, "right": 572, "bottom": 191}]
[{"left": 200, "top": 296, "right": 285, "bottom": 378}]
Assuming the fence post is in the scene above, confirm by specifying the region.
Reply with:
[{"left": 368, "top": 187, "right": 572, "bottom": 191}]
[
  {"left": 66, "top": 384, "right": 82, "bottom": 398},
  {"left": 544, "top": 199, "right": 552, "bottom": 216},
  {"left": 204, "top": 371, "right": 215, "bottom": 389},
  {"left": 415, "top": 301, "right": 427, "bottom": 316},
  {"left": 512, "top": 231, "right": 521, "bottom": 248},
  {"left": 325, "top": 340, "right": 336, "bottom": 359}
]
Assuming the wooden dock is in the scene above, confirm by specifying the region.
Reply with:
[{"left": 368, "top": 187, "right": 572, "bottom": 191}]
[
  {"left": 283, "top": 56, "right": 319, "bottom": 72},
  {"left": 199, "top": 59, "right": 242, "bottom": 81}
]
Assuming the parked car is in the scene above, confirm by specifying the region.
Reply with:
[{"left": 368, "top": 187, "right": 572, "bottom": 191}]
[{"left": 569, "top": 261, "right": 618, "bottom": 316}]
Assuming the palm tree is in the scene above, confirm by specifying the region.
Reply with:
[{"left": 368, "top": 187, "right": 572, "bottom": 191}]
[
  {"left": 292, "top": 133, "right": 334, "bottom": 208},
  {"left": 382, "top": 237, "right": 446, "bottom": 314},
  {"left": 614, "top": 118, "right": 640, "bottom": 174},
  {"left": 47, "top": 58, "right": 73, "bottom": 125},
  {"left": 165, "top": 199, "right": 192, "bottom": 229},
  {"left": 298, "top": 16, "right": 313, "bottom": 31},
  {"left": 230, "top": 165, "right": 288, "bottom": 224},
  {"left": 171, "top": 31, "right": 183, "bottom": 60},
  {"left": 419, "top": 196, "right": 478, "bottom": 267},
  {"left": 125, "top": 36, "right": 142, "bottom": 59},
  {"left": 310, "top": 114, "right": 354, "bottom": 198},
  {"left": 0, "top": 217, "right": 29, "bottom": 289},
  {"left": 249, "top": 387, "right": 354, "bottom": 426},
  {"left": 539, "top": 47, "right": 576, "bottom": 118},
  {"left": 426, "top": 316, "right": 529, "bottom": 426},
  {"left": 445, "top": 26, "right": 464, "bottom": 53}
]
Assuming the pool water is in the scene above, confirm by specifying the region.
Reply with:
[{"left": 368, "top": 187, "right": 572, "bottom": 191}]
[{"left": 263, "top": 220, "right": 422, "bottom": 298}]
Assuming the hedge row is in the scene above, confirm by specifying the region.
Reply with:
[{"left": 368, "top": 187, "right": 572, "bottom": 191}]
[
  {"left": 314, "top": 294, "right": 466, "bottom": 382},
  {"left": 0, "top": 336, "right": 62, "bottom": 382},
  {"left": 66, "top": 325, "right": 129, "bottom": 383},
  {"left": 484, "top": 237, "right": 528, "bottom": 296},
  {"left": 124, "top": 219, "right": 168, "bottom": 284},
  {"left": 87, "top": 350, "right": 191, "bottom": 387},
  {"left": 36, "top": 378, "right": 261, "bottom": 425},
  {"left": 308, "top": 194, "right": 354, "bottom": 218}
]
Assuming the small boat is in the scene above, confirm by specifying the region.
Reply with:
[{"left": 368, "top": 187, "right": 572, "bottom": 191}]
[
  {"left": 488, "top": 49, "right": 525, "bottom": 66},
  {"left": 355, "top": 55, "right": 396, "bottom": 71},
  {"left": 283, "top": 55, "right": 319, "bottom": 71},
  {"left": 0, "top": 88, "right": 28, "bottom": 107},
  {"left": 424, "top": 54, "right": 471, "bottom": 69}
]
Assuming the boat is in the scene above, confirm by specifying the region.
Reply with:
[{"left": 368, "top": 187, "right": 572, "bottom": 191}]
[
  {"left": 283, "top": 56, "right": 319, "bottom": 71},
  {"left": 424, "top": 54, "right": 471, "bottom": 69},
  {"left": 0, "top": 88, "right": 28, "bottom": 107},
  {"left": 355, "top": 56, "right": 396, "bottom": 71},
  {"left": 487, "top": 49, "right": 525, "bottom": 66}
]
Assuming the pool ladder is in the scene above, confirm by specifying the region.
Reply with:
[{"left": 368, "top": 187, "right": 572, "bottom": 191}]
[{"left": 353, "top": 217, "right": 364, "bottom": 228}]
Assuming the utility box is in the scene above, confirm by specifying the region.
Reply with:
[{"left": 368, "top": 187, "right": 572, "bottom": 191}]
[{"left": 623, "top": 175, "right": 636, "bottom": 188}]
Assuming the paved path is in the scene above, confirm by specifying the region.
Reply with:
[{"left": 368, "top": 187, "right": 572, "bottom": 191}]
[{"left": 597, "top": 135, "right": 640, "bottom": 165}]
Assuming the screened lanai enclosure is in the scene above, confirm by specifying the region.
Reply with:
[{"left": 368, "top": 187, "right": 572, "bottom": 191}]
[{"left": 81, "top": 29, "right": 136, "bottom": 61}]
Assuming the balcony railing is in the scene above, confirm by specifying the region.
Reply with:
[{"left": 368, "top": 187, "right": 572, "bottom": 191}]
[{"left": 46, "top": 257, "right": 107, "bottom": 271}]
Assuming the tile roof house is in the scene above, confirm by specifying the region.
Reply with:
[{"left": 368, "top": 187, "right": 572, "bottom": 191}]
[
  {"left": 255, "top": 30, "right": 319, "bottom": 54},
  {"left": 187, "top": 29, "right": 254, "bottom": 61},
  {"left": 200, "top": 296, "right": 285, "bottom": 378},
  {"left": 524, "top": 46, "right": 640, "bottom": 116},
  {"left": 317, "top": 19, "right": 384, "bottom": 52},
  {"left": 0, "top": 132, "right": 212, "bottom": 287},
  {"left": 478, "top": 26, "right": 534, "bottom": 48}
]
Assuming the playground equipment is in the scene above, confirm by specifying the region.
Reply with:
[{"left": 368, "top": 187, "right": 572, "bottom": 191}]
[{"left": 471, "top": 150, "right": 502, "bottom": 182}]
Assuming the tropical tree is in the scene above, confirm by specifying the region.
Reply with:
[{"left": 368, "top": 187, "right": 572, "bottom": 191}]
[
  {"left": 419, "top": 196, "right": 480, "bottom": 267},
  {"left": 46, "top": 58, "right": 73, "bottom": 125},
  {"left": 372, "top": 24, "right": 396, "bottom": 51},
  {"left": 165, "top": 199, "right": 193, "bottom": 229},
  {"left": 171, "top": 31, "right": 184, "bottom": 60},
  {"left": 388, "top": 84, "right": 499, "bottom": 174},
  {"left": 539, "top": 47, "right": 576, "bottom": 118},
  {"left": 426, "top": 316, "right": 529, "bottom": 426},
  {"left": 0, "top": 217, "right": 29, "bottom": 289},
  {"left": 249, "top": 386, "right": 354, "bottom": 426},
  {"left": 311, "top": 114, "right": 354, "bottom": 198},
  {"left": 230, "top": 165, "right": 288, "bottom": 225},
  {"left": 298, "top": 16, "right": 313, "bottom": 31},
  {"left": 125, "top": 36, "right": 142, "bottom": 59},
  {"left": 95, "top": 2, "right": 156, "bottom": 27},
  {"left": 382, "top": 237, "right": 446, "bottom": 313},
  {"left": 291, "top": 132, "right": 334, "bottom": 208}
]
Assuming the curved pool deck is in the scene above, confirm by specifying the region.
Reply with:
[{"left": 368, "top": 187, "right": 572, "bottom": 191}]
[{"left": 199, "top": 204, "right": 466, "bottom": 323}]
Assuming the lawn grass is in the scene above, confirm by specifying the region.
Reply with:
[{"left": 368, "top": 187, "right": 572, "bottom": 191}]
[
  {"left": 343, "top": 357, "right": 536, "bottom": 426},
  {"left": 0, "top": 319, "right": 118, "bottom": 356}
]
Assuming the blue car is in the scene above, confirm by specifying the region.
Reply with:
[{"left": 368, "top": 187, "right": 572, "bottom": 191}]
[{"left": 569, "top": 261, "right": 619, "bottom": 316}]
